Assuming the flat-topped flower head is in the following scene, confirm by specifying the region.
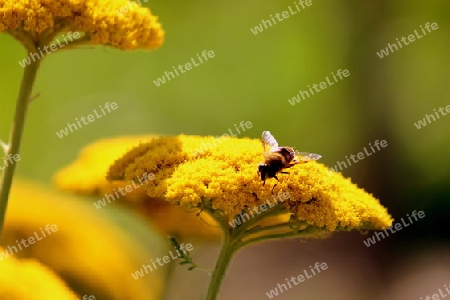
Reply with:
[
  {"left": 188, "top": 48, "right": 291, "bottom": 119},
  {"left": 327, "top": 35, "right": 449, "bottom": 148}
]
[
  {"left": 55, "top": 135, "right": 393, "bottom": 234},
  {"left": 0, "top": 0, "right": 164, "bottom": 50}
]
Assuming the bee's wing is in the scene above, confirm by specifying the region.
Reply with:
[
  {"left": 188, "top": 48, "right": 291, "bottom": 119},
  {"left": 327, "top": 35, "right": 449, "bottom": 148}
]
[
  {"left": 294, "top": 151, "right": 322, "bottom": 161},
  {"left": 261, "top": 131, "right": 279, "bottom": 152}
]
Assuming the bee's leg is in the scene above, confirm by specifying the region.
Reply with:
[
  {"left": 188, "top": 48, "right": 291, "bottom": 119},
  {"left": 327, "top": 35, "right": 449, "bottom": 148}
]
[
  {"left": 271, "top": 176, "right": 279, "bottom": 194},
  {"left": 262, "top": 180, "right": 266, "bottom": 186},
  {"left": 271, "top": 183, "right": 278, "bottom": 194}
]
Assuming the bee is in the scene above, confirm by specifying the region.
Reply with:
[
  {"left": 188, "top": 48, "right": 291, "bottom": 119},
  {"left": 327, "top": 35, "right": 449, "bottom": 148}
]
[{"left": 258, "top": 131, "right": 321, "bottom": 187}]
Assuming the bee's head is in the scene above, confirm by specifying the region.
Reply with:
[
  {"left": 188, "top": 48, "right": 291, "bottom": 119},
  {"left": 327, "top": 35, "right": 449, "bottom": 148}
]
[
  {"left": 280, "top": 147, "right": 295, "bottom": 161},
  {"left": 258, "top": 164, "right": 267, "bottom": 180}
]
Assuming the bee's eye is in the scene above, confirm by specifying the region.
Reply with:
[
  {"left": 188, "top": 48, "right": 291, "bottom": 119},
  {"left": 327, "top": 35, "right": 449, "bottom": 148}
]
[{"left": 280, "top": 148, "right": 294, "bottom": 159}]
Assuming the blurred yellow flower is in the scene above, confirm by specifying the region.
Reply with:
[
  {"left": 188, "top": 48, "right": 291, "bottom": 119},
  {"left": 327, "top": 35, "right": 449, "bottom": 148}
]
[
  {"left": 3, "top": 179, "right": 168, "bottom": 300},
  {"left": 54, "top": 136, "right": 222, "bottom": 240},
  {"left": 0, "top": 0, "right": 164, "bottom": 50},
  {"left": 55, "top": 136, "right": 157, "bottom": 196},
  {"left": 0, "top": 250, "right": 77, "bottom": 299},
  {"left": 55, "top": 135, "right": 393, "bottom": 232}
]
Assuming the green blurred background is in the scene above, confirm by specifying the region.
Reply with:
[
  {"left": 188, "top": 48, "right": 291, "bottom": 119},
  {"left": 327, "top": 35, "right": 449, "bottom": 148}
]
[{"left": 1, "top": 0, "right": 449, "bottom": 299}]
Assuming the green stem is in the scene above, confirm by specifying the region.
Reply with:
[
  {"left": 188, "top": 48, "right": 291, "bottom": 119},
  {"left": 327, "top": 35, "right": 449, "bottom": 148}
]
[
  {"left": 236, "top": 226, "right": 322, "bottom": 250},
  {"left": 162, "top": 253, "right": 177, "bottom": 300},
  {"left": 233, "top": 203, "right": 287, "bottom": 237},
  {"left": 203, "top": 203, "right": 323, "bottom": 299},
  {"left": 0, "top": 56, "right": 40, "bottom": 239},
  {"left": 244, "top": 221, "right": 296, "bottom": 236},
  {"left": 204, "top": 233, "right": 236, "bottom": 300}
]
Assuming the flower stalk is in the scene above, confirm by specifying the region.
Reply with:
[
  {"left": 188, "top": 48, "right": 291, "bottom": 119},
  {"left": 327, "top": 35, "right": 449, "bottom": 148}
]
[
  {"left": 0, "top": 57, "right": 40, "bottom": 238},
  {"left": 204, "top": 233, "right": 235, "bottom": 300},
  {"left": 203, "top": 203, "right": 321, "bottom": 299}
]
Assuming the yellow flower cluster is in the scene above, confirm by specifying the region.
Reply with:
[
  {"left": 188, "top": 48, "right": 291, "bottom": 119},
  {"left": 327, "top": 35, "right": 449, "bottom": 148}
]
[
  {"left": 0, "top": 0, "right": 164, "bottom": 50},
  {"left": 55, "top": 135, "right": 393, "bottom": 232}
]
